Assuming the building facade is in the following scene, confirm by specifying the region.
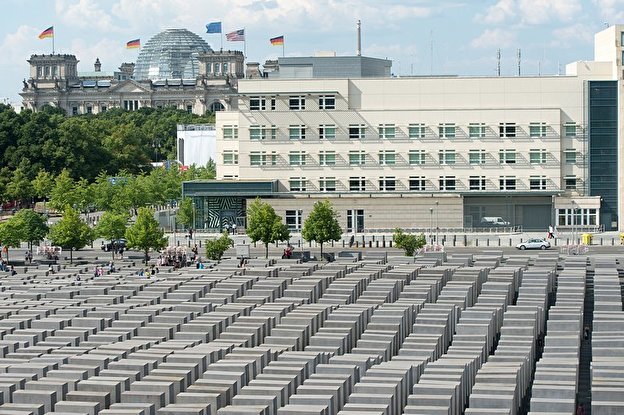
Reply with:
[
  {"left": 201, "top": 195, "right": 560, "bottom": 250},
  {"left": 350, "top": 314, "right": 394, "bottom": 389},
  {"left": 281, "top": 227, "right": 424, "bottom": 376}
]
[{"left": 192, "top": 26, "right": 624, "bottom": 233}]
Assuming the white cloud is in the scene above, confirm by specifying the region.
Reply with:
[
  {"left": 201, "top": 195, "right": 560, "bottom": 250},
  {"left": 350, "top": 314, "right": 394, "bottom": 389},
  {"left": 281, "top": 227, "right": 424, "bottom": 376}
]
[
  {"left": 592, "top": 0, "right": 624, "bottom": 22},
  {"left": 477, "top": 0, "right": 581, "bottom": 25},
  {"left": 0, "top": 25, "right": 41, "bottom": 101},
  {"left": 55, "top": 0, "right": 118, "bottom": 32},
  {"left": 550, "top": 23, "right": 593, "bottom": 48},
  {"left": 471, "top": 28, "right": 516, "bottom": 49}
]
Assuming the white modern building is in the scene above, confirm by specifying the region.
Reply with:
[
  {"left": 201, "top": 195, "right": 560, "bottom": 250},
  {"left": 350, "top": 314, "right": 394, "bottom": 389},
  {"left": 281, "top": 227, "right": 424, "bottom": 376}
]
[
  {"left": 177, "top": 124, "right": 217, "bottom": 168},
  {"left": 184, "top": 25, "right": 623, "bottom": 233}
]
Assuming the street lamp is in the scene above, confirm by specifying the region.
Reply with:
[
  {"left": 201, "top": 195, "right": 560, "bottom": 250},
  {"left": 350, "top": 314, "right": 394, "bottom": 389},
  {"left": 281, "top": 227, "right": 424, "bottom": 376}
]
[
  {"left": 429, "top": 208, "right": 433, "bottom": 244},
  {"left": 152, "top": 139, "right": 162, "bottom": 163},
  {"left": 435, "top": 201, "right": 440, "bottom": 245}
]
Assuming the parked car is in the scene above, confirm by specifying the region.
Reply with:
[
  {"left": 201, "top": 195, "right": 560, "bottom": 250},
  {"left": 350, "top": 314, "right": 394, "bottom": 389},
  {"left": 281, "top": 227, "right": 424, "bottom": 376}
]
[
  {"left": 481, "top": 216, "right": 511, "bottom": 226},
  {"left": 101, "top": 239, "right": 127, "bottom": 252},
  {"left": 516, "top": 238, "right": 550, "bottom": 250}
]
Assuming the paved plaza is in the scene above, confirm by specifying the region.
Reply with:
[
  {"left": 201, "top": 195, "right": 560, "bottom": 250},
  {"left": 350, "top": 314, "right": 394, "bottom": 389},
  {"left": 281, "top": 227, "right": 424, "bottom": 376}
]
[{"left": 0, "top": 243, "right": 622, "bottom": 415}]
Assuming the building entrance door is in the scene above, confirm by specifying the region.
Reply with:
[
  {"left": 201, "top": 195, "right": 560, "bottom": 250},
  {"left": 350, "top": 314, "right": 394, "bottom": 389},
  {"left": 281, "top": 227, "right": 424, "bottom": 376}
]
[{"left": 346, "top": 209, "right": 365, "bottom": 232}]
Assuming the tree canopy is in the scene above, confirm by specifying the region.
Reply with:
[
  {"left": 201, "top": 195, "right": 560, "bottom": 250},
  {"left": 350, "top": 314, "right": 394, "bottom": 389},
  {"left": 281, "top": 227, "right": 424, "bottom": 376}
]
[
  {"left": 393, "top": 228, "right": 426, "bottom": 256},
  {"left": 302, "top": 200, "right": 342, "bottom": 257},
  {"left": 11, "top": 209, "right": 49, "bottom": 252},
  {"left": 48, "top": 206, "right": 93, "bottom": 263},
  {"left": 125, "top": 207, "right": 167, "bottom": 264},
  {"left": 95, "top": 211, "right": 128, "bottom": 259},
  {"left": 246, "top": 199, "right": 290, "bottom": 259}
]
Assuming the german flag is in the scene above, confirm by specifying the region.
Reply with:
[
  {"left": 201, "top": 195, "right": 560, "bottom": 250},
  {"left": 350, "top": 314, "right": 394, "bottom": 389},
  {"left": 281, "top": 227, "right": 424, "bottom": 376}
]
[
  {"left": 38, "top": 26, "right": 54, "bottom": 39},
  {"left": 126, "top": 39, "right": 140, "bottom": 49},
  {"left": 270, "top": 35, "right": 284, "bottom": 46}
]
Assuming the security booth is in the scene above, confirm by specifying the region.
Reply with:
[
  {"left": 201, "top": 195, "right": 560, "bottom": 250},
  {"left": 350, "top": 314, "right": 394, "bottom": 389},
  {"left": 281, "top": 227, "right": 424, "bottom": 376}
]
[{"left": 181, "top": 180, "right": 278, "bottom": 232}]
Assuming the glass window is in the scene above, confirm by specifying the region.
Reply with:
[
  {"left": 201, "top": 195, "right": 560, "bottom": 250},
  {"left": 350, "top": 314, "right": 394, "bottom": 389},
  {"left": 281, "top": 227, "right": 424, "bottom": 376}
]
[
  {"left": 318, "top": 95, "right": 335, "bottom": 110},
  {"left": 285, "top": 210, "right": 303, "bottom": 230},
  {"left": 186, "top": 105, "right": 193, "bottom": 114},
  {"left": 349, "top": 124, "right": 366, "bottom": 139},
  {"left": 289, "top": 95, "right": 305, "bottom": 110},
  {"left": 378, "top": 151, "right": 396, "bottom": 165},
  {"left": 379, "top": 177, "right": 396, "bottom": 191},
  {"left": 564, "top": 149, "right": 577, "bottom": 164},
  {"left": 319, "top": 124, "right": 336, "bottom": 140},
  {"left": 564, "top": 122, "right": 577, "bottom": 137},
  {"left": 349, "top": 177, "right": 366, "bottom": 192},
  {"left": 469, "top": 176, "right": 486, "bottom": 191},
  {"left": 499, "top": 176, "right": 516, "bottom": 190},
  {"left": 289, "top": 125, "right": 306, "bottom": 140},
  {"left": 499, "top": 149, "right": 516, "bottom": 164},
  {"left": 319, "top": 151, "right": 336, "bottom": 166},
  {"left": 250, "top": 125, "right": 276, "bottom": 140},
  {"left": 529, "top": 149, "right": 547, "bottom": 164},
  {"left": 530, "top": 176, "right": 547, "bottom": 190},
  {"left": 72, "top": 107, "right": 78, "bottom": 115},
  {"left": 289, "top": 177, "right": 307, "bottom": 192},
  {"left": 319, "top": 177, "right": 336, "bottom": 192},
  {"left": 438, "top": 123, "right": 456, "bottom": 138},
  {"left": 408, "top": 123, "right": 426, "bottom": 139},
  {"left": 222, "top": 125, "right": 238, "bottom": 140},
  {"left": 409, "top": 150, "right": 426, "bottom": 165},
  {"left": 439, "top": 176, "right": 456, "bottom": 191},
  {"left": 86, "top": 106, "right": 92, "bottom": 114},
  {"left": 250, "top": 152, "right": 264, "bottom": 166},
  {"left": 439, "top": 150, "right": 456, "bottom": 165},
  {"left": 499, "top": 123, "right": 516, "bottom": 138},
  {"left": 378, "top": 124, "right": 396, "bottom": 139},
  {"left": 289, "top": 151, "right": 306, "bottom": 166},
  {"left": 409, "top": 176, "right": 426, "bottom": 191},
  {"left": 222, "top": 151, "right": 238, "bottom": 165},
  {"left": 469, "top": 149, "right": 486, "bottom": 164},
  {"left": 249, "top": 96, "right": 266, "bottom": 110},
  {"left": 529, "top": 122, "right": 547, "bottom": 137},
  {"left": 565, "top": 175, "right": 577, "bottom": 190},
  {"left": 469, "top": 123, "right": 486, "bottom": 139},
  {"left": 349, "top": 151, "right": 366, "bottom": 165}
]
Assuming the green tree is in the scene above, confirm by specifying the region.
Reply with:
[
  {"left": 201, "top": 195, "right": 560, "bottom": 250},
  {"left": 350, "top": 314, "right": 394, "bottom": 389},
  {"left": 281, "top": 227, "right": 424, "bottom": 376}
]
[
  {"left": 393, "top": 228, "right": 426, "bottom": 256},
  {"left": 48, "top": 206, "right": 93, "bottom": 264},
  {"left": 246, "top": 198, "right": 290, "bottom": 259},
  {"left": 302, "top": 200, "right": 342, "bottom": 257},
  {"left": 48, "top": 169, "right": 76, "bottom": 211},
  {"left": 177, "top": 198, "right": 194, "bottom": 230},
  {"left": 6, "top": 166, "right": 35, "bottom": 207},
  {"left": 95, "top": 212, "right": 128, "bottom": 259},
  {"left": 0, "top": 218, "right": 22, "bottom": 263},
  {"left": 12, "top": 209, "right": 49, "bottom": 253},
  {"left": 205, "top": 232, "right": 233, "bottom": 261},
  {"left": 33, "top": 169, "right": 55, "bottom": 208},
  {"left": 125, "top": 207, "right": 167, "bottom": 264}
]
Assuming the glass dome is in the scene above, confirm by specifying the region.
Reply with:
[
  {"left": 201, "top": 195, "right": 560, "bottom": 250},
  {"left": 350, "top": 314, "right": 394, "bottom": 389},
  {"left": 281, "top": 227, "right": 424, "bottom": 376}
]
[{"left": 134, "top": 28, "right": 212, "bottom": 80}]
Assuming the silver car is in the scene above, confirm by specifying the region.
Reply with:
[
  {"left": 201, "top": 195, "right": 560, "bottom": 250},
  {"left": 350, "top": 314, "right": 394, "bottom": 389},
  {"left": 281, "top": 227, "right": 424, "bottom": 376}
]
[{"left": 516, "top": 238, "right": 551, "bottom": 250}]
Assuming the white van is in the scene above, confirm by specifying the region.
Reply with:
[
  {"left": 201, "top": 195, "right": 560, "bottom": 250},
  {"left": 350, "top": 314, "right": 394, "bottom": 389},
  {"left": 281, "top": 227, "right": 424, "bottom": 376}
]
[{"left": 480, "top": 217, "right": 510, "bottom": 226}]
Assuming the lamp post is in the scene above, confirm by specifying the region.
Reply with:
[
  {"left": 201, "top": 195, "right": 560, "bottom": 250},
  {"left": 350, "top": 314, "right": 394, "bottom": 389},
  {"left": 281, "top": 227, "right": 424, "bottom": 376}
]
[
  {"left": 571, "top": 201, "right": 577, "bottom": 249},
  {"left": 429, "top": 208, "right": 433, "bottom": 244},
  {"left": 435, "top": 201, "right": 440, "bottom": 245},
  {"left": 152, "top": 138, "right": 162, "bottom": 163},
  {"left": 192, "top": 199, "right": 196, "bottom": 245}
]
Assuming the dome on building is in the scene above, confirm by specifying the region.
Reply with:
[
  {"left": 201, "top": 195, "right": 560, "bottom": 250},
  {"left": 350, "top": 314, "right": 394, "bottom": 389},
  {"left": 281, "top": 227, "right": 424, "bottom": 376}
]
[{"left": 134, "top": 28, "right": 212, "bottom": 80}]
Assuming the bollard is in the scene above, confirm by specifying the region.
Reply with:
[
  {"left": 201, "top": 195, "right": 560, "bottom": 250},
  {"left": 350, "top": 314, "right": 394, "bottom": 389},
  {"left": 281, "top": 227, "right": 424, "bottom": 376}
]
[
  {"left": 342, "top": 240, "right": 345, "bottom": 247},
  {"left": 383, "top": 235, "right": 386, "bottom": 248},
  {"left": 612, "top": 238, "right": 615, "bottom": 246},
  {"left": 463, "top": 235, "right": 467, "bottom": 246},
  {"left": 177, "top": 241, "right": 180, "bottom": 246},
  {"left": 368, "top": 241, "right": 372, "bottom": 248},
  {"left": 389, "top": 240, "right": 392, "bottom": 248},
  {"left": 188, "top": 241, "right": 191, "bottom": 248},
  {"left": 355, "top": 241, "right": 359, "bottom": 248},
  {"left": 600, "top": 237, "right": 603, "bottom": 246},
  {"left": 254, "top": 241, "right": 257, "bottom": 247},
  {"left": 509, "top": 238, "right": 512, "bottom": 247},
  {"left": 453, "top": 235, "right": 456, "bottom": 246},
  {"left": 566, "top": 238, "right": 569, "bottom": 245},
  {"left": 376, "top": 241, "right": 379, "bottom": 248},
  {"left": 498, "top": 238, "right": 501, "bottom": 246},
  {"left": 309, "top": 241, "right": 312, "bottom": 247},
  {"left": 487, "top": 238, "right": 489, "bottom": 247},
  {"left": 298, "top": 240, "right": 301, "bottom": 248},
  {"left": 476, "top": 239, "right": 478, "bottom": 247},
  {"left": 332, "top": 240, "right": 334, "bottom": 247}
]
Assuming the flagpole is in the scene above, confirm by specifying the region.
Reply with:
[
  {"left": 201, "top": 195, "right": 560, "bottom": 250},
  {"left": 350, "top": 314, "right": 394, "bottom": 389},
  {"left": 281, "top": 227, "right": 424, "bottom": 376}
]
[
  {"left": 52, "top": 31, "right": 55, "bottom": 55},
  {"left": 243, "top": 28, "right": 246, "bottom": 59}
]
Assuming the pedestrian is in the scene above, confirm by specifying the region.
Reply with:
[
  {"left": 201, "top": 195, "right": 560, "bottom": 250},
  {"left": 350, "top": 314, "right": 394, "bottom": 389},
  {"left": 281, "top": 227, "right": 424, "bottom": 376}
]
[
  {"left": 583, "top": 325, "right": 590, "bottom": 341},
  {"left": 232, "top": 223, "right": 237, "bottom": 235},
  {"left": 189, "top": 228, "right": 193, "bottom": 240},
  {"left": 547, "top": 224, "right": 554, "bottom": 239},
  {"left": 349, "top": 235, "right": 355, "bottom": 247},
  {"left": 10, "top": 266, "right": 16, "bottom": 276},
  {"left": 576, "top": 403, "right": 585, "bottom": 415},
  {"left": 224, "top": 223, "right": 230, "bottom": 234},
  {"left": 93, "top": 267, "right": 98, "bottom": 278}
]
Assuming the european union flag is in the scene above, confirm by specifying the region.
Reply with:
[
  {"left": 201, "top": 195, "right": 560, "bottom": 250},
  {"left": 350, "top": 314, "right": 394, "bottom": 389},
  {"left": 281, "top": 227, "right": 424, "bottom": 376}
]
[{"left": 206, "top": 22, "right": 222, "bottom": 34}]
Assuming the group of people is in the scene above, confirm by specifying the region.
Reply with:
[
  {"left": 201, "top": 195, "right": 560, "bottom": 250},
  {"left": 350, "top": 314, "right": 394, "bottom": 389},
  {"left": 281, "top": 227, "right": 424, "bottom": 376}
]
[
  {"left": 223, "top": 223, "right": 237, "bottom": 234},
  {"left": 37, "top": 245, "right": 61, "bottom": 261},
  {"left": 0, "top": 260, "right": 16, "bottom": 275},
  {"left": 138, "top": 265, "right": 159, "bottom": 277},
  {"left": 92, "top": 261, "right": 116, "bottom": 277},
  {"left": 282, "top": 244, "right": 294, "bottom": 259}
]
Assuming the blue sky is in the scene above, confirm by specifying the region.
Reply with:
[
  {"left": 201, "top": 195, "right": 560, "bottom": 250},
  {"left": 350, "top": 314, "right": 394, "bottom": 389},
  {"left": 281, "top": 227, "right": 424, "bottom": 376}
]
[{"left": 0, "top": 0, "right": 621, "bottom": 104}]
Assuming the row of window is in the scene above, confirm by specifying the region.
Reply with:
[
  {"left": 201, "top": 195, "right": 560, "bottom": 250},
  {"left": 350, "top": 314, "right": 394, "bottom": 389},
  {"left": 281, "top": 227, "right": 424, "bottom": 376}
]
[
  {"left": 249, "top": 95, "right": 336, "bottom": 111},
  {"left": 222, "top": 149, "right": 580, "bottom": 166},
  {"left": 223, "top": 122, "right": 580, "bottom": 140},
  {"left": 286, "top": 175, "right": 580, "bottom": 192}
]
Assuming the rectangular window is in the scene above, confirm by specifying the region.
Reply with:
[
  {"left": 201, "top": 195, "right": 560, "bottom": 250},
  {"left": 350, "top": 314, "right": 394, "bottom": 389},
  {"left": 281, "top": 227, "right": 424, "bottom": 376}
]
[
  {"left": 249, "top": 96, "right": 266, "bottom": 110},
  {"left": 378, "top": 124, "right": 396, "bottom": 139},
  {"left": 564, "top": 149, "right": 577, "bottom": 164},
  {"left": 289, "top": 151, "right": 306, "bottom": 166},
  {"left": 349, "top": 151, "right": 366, "bottom": 165},
  {"left": 557, "top": 208, "right": 597, "bottom": 226},
  {"left": 186, "top": 105, "right": 193, "bottom": 114},
  {"left": 318, "top": 95, "right": 335, "bottom": 110},
  {"left": 469, "top": 149, "right": 486, "bottom": 165},
  {"left": 289, "top": 125, "right": 306, "bottom": 140},
  {"left": 319, "top": 124, "right": 336, "bottom": 140},
  {"left": 348, "top": 124, "right": 366, "bottom": 139},
  {"left": 379, "top": 177, "right": 396, "bottom": 191},
  {"left": 86, "top": 106, "right": 93, "bottom": 114},
  {"left": 529, "top": 122, "right": 547, "bottom": 138},
  {"left": 408, "top": 123, "right": 426, "bottom": 139},
  {"left": 101, "top": 106, "right": 107, "bottom": 112},
  {"left": 469, "top": 123, "right": 486, "bottom": 139},
  {"left": 250, "top": 152, "right": 264, "bottom": 166},
  {"left": 564, "top": 122, "right": 577, "bottom": 137},
  {"left": 499, "top": 123, "right": 516, "bottom": 138},
  {"left": 319, "top": 177, "right": 336, "bottom": 192},
  {"left": 409, "top": 176, "right": 426, "bottom": 191},
  {"left": 565, "top": 175, "right": 577, "bottom": 190},
  {"left": 289, "top": 177, "right": 307, "bottom": 192},
  {"left": 499, "top": 176, "right": 516, "bottom": 190},
  {"left": 319, "top": 151, "right": 336, "bottom": 166},
  {"left": 222, "top": 150, "right": 238, "bottom": 165},
  {"left": 439, "top": 176, "right": 456, "bottom": 191},
  {"left": 529, "top": 148, "right": 547, "bottom": 164},
  {"left": 250, "top": 125, "right": 276, "bottom": 140},
  {"left": 499, "top": 149, "right": 516, "bottom": 164},
  {"left": 285, "top": 210, "right": 303, "bottom": 231},
  {"left": 349, "top": 177, "right": 366, "bottom": 192},
  {"left": 530, "top": 175, "right": 547, "bottom": 190},
  {"left": 378, "top": 150, "right": 396, "bottom": 165},
  {"left": 438, "top": 123, "right": 456, "bottom": 138},
  {"left": 469, "top": 176, "right": 486, "bottom": 191},
  {"left": 222, "top": 125, "right": 238, "bottom": 140},
  {"left": 72, "top": 107, "right": 78, "bottom": 115},
  {"left": 439, "top": 150, "right": 456, "bottom": 165},
  {"left": 289, "top": 95, "right": 305, "bottom": 110},
  {"left": 408, "top": 150, "right": 426, "bottom": 165}
]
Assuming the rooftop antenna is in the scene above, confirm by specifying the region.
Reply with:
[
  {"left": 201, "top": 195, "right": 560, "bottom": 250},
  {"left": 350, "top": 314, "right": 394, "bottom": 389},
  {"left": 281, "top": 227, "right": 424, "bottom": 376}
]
[
  {"left": 356, "top": 20, "right": 361, "bottom": 56},
  {"left": 497, "top": 49, "right": 501, "bottom": 76},
  {"left": 430, "top": 30, "right": 434, "bottom": 75},
  {"left": 517, "top": 49, "right": 521, "bottom": 76}
]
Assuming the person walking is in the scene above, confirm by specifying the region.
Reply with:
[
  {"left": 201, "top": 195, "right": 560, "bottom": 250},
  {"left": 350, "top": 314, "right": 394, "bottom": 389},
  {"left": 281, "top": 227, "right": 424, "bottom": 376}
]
[
  {"left": 547, "top": 224, "right": 554, "bottom": 239},
  {"left": 232, "top": 223, "right": 237, "bottom": 235}
]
